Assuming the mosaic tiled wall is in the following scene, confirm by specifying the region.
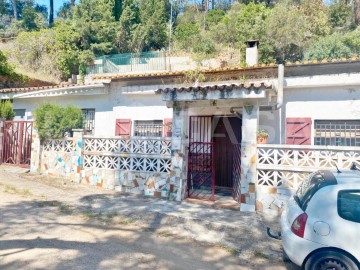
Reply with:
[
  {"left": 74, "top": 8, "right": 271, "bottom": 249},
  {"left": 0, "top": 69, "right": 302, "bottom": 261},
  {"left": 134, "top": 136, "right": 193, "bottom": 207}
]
[
  {"left": 31, "top": 130, "right": 83, "bottom": 183},
  {"left": 82, "top": 135, "right": 182, "bottom": 200},
  {"left": 31, "top": 130, "right": 183, "bottom": 200}
]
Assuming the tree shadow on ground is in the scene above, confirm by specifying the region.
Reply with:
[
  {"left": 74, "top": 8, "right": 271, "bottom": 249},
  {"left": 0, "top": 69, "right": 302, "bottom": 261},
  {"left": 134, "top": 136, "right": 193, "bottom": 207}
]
[{"left": 0, "top": 194, "right": 300, "bottom": 270}]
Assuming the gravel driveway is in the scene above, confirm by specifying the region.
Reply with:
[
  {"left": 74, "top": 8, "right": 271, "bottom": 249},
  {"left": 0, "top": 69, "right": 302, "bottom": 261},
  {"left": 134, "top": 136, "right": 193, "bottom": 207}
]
[{"left": 0, "top": 167, "right": 300, "bottom": 270}]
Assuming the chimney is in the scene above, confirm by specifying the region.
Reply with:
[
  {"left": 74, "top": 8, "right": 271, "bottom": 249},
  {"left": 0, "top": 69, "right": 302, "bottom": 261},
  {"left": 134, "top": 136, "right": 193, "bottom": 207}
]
[{"left": 245, "top": 40, "right": 259, "bottom": 67}]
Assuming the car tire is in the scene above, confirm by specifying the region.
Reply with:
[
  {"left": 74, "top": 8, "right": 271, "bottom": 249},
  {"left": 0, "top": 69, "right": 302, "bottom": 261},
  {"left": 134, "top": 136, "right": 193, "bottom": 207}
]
[{"left": 304, "top": 250, "right": 358, "bottom": 270}]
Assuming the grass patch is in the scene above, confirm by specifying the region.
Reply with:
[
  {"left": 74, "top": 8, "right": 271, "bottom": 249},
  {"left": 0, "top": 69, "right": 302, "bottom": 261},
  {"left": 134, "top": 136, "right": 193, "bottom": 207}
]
[
  {"left": 37, "top": 200, "right": 62, "bottom": 207},
  {"left": 142, "top": 227, "right": 157, "bottom": 233},
  {"left": 36, "top": 200, "right": 74, "bottom": 215},
  {"left": 156, "top": 230, "right": 174, "bottom": 238},
  {"left": 82, "top": 210, "right": 99, "bottom": 220},
  {"left": 113, "top": 216, "right": 134, "bottom": 225},
  {"left": 59, "top": 203, "right": 74, "bottom": 214},
  {"left": 253, "top": 250, "right": 270, "bottom": 259},
  {"left": 215, "top": 242, "right": 239, "bottom": 256},
  {"left": 3, "top": 184, "right": 32, "bottom": 196}
]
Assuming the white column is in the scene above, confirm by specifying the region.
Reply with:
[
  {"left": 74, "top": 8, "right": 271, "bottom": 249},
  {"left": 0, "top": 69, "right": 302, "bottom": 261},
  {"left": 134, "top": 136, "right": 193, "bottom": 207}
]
[{"left": 240, "top": 104, "right": 259, "bottom": 212}]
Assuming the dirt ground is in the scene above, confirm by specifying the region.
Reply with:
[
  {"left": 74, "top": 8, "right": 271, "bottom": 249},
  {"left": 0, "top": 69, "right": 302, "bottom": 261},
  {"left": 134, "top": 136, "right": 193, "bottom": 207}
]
[{"left": 0, "top": 167, "right": 300, "bottom": 270}]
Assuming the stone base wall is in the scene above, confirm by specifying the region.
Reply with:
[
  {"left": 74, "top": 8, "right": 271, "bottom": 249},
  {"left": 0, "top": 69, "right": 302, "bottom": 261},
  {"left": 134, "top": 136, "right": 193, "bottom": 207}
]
[
  {"left": 82, "top": 168, "right": 182, "bottom": 200},
  {"left": 41, "top": 150, "right": 73, "bottom": 177},
  {"left": 255, "top": 186, "right": 293, "bottom": 216}
]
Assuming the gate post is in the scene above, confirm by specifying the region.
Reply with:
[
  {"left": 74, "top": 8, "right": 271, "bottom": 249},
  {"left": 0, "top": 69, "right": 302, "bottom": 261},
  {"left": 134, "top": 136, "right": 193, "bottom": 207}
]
[
  {"left": 240, "top": 104, "right": 259, "bottom": 212},
  {"left": 30, "top": 129, "right": 41, "bottom": 173},
  {"left": 0, "top": 120, "right": 3, "bottom": 164},
  {"left": 170, "top": 102, "right": 188, "bottom": 201},
  {"left": 71, "top": 129, "right": 84, "bottom": 183}
]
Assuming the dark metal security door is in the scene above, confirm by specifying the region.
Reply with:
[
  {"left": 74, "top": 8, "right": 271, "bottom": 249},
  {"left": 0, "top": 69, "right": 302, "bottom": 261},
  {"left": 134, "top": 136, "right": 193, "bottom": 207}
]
[
  {"left": 187, "top": 116, "right": 215, "bottom": 201},
  {"left": 2, "top": 121, "right": 33, "bottom": 168},
  {"left": 232, "top": 143, "right": 242, "bottom": 202}
]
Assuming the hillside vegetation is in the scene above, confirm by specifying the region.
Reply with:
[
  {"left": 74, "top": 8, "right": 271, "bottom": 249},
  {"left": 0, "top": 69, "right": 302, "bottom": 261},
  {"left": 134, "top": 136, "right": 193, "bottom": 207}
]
[{"left": 0, "top": 0, "right": 360, "bottom": 82}]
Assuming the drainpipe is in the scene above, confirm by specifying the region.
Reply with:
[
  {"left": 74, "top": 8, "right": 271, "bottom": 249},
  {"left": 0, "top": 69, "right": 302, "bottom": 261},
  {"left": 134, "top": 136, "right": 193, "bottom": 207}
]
[
  {"left": 275, "top": 64, "right": 284, "bottom": 110},
  {"left": 273, "top": 64, "right": 284, "bottom": 143}
]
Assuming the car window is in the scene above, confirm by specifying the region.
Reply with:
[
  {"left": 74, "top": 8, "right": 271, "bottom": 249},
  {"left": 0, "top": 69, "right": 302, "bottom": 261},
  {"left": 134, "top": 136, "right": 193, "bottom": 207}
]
[
  {"left": 295, "top": 170, "right": 337, "bottom": 211},
  {"left": 338, "top": 190, "right": 360, "bottom": 223}
]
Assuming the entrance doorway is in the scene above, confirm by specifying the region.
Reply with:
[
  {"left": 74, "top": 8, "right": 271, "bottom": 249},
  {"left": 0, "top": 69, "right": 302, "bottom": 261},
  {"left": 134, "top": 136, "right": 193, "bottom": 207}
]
[
  {"left": 213, "top": 117, "right": 242, "bottom": 196},
  {"left": 187, "top": 115, "right": 242, "bottom": 202}
]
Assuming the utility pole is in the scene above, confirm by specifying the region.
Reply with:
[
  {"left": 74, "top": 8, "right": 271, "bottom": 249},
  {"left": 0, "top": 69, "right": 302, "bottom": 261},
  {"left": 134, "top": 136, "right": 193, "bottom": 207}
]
[
  {"left": 168, "top": 0, "right": 173, "bottom": 71},
  {"left": 169, "top": 1, "right": 173, "bottom": 55}
]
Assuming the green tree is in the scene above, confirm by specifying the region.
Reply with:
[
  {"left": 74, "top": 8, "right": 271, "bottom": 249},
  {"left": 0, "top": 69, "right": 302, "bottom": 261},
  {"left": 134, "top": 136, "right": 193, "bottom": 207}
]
[
  {"left": 174, "top": 22, "right": 200, "bottom": 50},
  {"left": 21, "top": 7, "right": 39, "bottom": 30},
  {"left": 0, "top": 100, "right": 15, "bottom": 120},
  {"left": 57, "top": 2, "right": 73, "bottom": 19},
  {"left": 0, "top": 50, "right": 14, "bottom": 76},
  {"left": 205, "top": 9, "right": 225, "bottom": 28},
  {"left": 341, "top": 27, "right": 360, "bottom": 54},
  {"left": 134, "top": 0, "right": 170, "bottom": 51},
  {"left": 304, "top": 33, "right": 352, "bottom": 60},
  {"left": 34, "top": 103, "right": 84, "bottom": 141},
  {"left": 113, "top": 0, "right": 122, "bottom": 21},
  {"left": 73, "top": 0, "right": 117, "bottom": 55},
  {"left": 265, "top": 0, "right": 330, "bottom": 62},
  {"left": 116, "top": 0, "right": 141, "bottom": 52},
  {"left": 329, "top": 2, "right": 353, "bottom": 29}
]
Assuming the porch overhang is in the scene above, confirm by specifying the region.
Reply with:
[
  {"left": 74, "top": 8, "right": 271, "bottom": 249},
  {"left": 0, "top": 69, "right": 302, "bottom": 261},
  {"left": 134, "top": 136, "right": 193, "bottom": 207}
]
[
  {"left": 0, "top": 83, "right": 108, "bottom": 99},
  {"left": 156, "top": 81, "right": 272, "bottom": 102}
]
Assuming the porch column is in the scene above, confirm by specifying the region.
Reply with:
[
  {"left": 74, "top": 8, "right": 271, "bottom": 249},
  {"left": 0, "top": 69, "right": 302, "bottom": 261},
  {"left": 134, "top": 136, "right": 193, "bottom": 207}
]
[
  {"left": 30, "top": 129, "right": 41, "bottom": 173},
  {"left": 240, "top": 104, "right": 259, "bottom": 212},
  {"left": 71, "top": 129, "right": 84, "bottom": 184},
  {"left": 169, "top": 102, "right": 188, "bottom": 201}
]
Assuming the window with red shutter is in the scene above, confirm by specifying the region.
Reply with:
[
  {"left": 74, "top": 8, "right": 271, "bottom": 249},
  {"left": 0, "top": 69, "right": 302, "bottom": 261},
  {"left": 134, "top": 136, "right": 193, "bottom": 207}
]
[
  {"left": 164, "top": 118, "right": 173, "bottom": 137},
  {"left": 286, "top": 118, "right": 312, "bottom": 145},
  {"left": 115, "top": 119, "right": 132, "bottom": 136}
]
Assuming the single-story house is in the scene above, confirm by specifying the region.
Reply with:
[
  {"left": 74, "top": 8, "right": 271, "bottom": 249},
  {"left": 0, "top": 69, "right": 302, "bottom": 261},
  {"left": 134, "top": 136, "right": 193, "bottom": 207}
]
[{"left": 2, "top": 44, "right": 360, "bottom": 213}]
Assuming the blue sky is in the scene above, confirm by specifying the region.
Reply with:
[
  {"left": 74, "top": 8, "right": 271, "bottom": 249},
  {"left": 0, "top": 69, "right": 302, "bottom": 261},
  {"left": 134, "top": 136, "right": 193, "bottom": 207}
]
[
  {"left": 35, "top": 0, "right": 333, "bottom": 14},
  {"left": 36, "top": 0, "right": 67, "bottom": 13}
]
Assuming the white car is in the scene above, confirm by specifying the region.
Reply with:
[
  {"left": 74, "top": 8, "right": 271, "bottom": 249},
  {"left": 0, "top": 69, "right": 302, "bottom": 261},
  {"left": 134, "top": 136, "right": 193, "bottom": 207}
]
[{"left": 281, "top": 168, "right": 360, "bottom": 270}]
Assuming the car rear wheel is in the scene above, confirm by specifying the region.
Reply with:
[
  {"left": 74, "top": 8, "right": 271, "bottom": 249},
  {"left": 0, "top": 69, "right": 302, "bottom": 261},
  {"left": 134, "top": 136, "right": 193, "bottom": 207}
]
[{"left": 305, "top": 250, "right": 358, "bottom": 270}]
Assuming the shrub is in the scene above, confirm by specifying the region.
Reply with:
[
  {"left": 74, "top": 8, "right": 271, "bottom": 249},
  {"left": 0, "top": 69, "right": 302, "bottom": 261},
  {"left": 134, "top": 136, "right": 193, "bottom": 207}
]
[
  {"left": 0, "top": 100, "right": 15, "bottom": 120},
  {"left": 304, "top": 33, "right": 352, "bottom": 60},
  {"left": 34, "top": 103, "right": 84, "bottom": 141}
]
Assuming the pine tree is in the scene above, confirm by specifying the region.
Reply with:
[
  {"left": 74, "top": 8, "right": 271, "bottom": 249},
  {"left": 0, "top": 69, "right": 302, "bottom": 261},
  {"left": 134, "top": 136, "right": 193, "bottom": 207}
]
[
  {"left": 116, "top": 0, "right": 141, "bottom": 52},
  {"left": 73, "top": 0, "right": 117, "bottom": 55},
  {"left": 113, "top": 0, "right": 122, "bottom": 21}
]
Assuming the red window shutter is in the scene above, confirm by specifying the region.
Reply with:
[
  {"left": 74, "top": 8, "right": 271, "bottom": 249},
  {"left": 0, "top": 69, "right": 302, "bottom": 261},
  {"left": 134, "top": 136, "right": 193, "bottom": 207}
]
[
  {"left": 164, "top": 118, "right": 173, "bottom": 137},
  {"left": 115, "top": 119, "right": 132, "bottom": 136},
  {"left": 286, "top": 118, "right": 312, "bottom": 145}
]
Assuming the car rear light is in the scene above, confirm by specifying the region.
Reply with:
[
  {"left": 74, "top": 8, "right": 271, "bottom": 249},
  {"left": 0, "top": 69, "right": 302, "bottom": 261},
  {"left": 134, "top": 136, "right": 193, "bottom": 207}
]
[{"left": 291, "top": 213, "right": 308, "bottom": 238}]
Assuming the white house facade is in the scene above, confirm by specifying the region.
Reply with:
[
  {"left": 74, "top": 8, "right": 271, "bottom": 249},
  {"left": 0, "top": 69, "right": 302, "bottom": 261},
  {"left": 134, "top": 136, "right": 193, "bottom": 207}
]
[{"left": 2, "top": 57, "right": 360, "bottom": 214}]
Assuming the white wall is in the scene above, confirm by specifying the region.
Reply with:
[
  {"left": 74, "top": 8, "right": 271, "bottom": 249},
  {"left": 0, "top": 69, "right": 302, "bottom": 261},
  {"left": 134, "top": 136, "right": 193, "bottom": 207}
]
[
  {"left": 13, "top": 82, "right": 172, "bottom": 137},
  {"left": 258, "top": 85, "right": 360, "bottom": 145}
]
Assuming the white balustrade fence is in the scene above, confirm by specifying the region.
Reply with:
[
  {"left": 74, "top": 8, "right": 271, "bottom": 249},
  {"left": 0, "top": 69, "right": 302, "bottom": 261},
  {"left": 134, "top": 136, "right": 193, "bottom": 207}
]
[
  {"left": 257, "top": 144, "right": 360, "bottom": 190},
  {"left": 83, "top": 136, "right": 172, "bottom": 173},
  {"left": 43, "top": 139, "right": 75, "bottom": 153}
]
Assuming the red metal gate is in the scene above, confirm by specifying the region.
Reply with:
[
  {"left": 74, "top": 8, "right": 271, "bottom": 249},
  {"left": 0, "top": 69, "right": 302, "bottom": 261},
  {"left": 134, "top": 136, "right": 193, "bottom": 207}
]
[
  {"left": 2, "top": 121, "right": 33, "bottom": 168},
  {"left": 187, "top": 116, "right": 215, "bottom": 201},
  {"left": 232, "top": 143, "right": 242, "bottom": 202}
]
